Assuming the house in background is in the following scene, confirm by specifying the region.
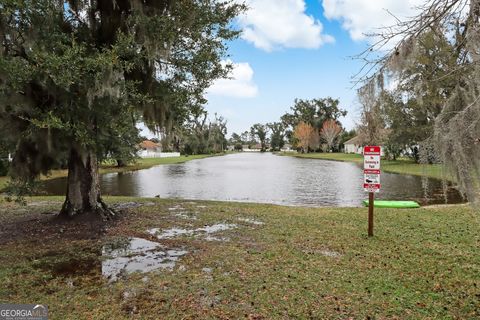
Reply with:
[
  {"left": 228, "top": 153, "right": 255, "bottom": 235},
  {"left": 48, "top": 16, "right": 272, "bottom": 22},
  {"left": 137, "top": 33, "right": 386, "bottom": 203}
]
[
  {"left": 280, "top": 144, "right": 295, "bottom": 152},
  {"left": 138, "top": 140, "right": 180, "bottom": 158},
  {"left": 243, "top": 144, "right": 262, "bottom": 152},
  {"left": 344, "top": 136, "right": 363, "bottom": 154},
  {"left": 344, "top": 136, "right": 387, "bottom": 156}
]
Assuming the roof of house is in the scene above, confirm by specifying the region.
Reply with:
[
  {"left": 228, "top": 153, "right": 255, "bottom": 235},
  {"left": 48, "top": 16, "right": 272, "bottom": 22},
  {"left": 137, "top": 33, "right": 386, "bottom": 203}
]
[
  {"left": 344, "top": 136, "right": 362, "bottom": 145},
  {"left": 140, "top": 140, "right": 160, "bottom": 150}
]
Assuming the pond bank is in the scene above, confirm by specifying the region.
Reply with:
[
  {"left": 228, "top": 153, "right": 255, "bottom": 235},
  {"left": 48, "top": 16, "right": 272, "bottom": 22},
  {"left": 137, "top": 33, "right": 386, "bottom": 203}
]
[
  {"left": 281, "top": 152, "right": 451, "bottom": 181},
  {"left": 0, "top": 153, "right": 227, "bottom": 190},
  {"left": 1, "top": 196, "right": 478, "bottom": 319}
]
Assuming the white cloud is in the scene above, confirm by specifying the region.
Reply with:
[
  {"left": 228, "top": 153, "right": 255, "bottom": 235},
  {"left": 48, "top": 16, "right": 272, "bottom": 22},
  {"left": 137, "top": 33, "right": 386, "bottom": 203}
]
[
  {"left": 237, "top": 0, "right": 334, "bottom": 51},
  {"left": 208, "top": 61, "right": 258, "bottom": 98},
  {"left": 137, "top": 122, "right": 157, "bottom": 139},
  {"left": 322, "top": 0, "right": 425, "bottom": 41}
]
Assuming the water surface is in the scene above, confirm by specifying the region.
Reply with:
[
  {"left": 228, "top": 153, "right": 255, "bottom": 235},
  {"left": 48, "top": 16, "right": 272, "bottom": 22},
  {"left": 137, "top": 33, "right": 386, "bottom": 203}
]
[{"left": 41, "top": 153, "right": 462, "bottom": 207}]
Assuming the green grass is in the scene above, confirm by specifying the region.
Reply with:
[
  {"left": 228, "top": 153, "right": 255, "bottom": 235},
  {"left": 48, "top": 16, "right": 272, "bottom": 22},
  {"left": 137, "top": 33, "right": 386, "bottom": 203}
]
[
  {"left": 283, "top": 152, "right": 449, "bottom": 181},
  {"left": 0, "top": 196, "right": 478, "bottom": 319},
  {"left": 99, "top": 154, "right": 226, "bottom": 174},
  {"left": 0, "top": 153, "right": 226, "bottom": 190},
  {"left": 118, "top": 153, "right": 226, "bottom": 168},
  {"left": 284, "top": 152, "right": 364, "bottom": 163}
]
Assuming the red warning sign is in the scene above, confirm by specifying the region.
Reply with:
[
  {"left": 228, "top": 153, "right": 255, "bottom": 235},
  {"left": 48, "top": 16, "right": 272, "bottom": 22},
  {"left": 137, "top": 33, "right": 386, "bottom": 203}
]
[{"left": 363, "top": 146, "right": 381, "bottom": 192}]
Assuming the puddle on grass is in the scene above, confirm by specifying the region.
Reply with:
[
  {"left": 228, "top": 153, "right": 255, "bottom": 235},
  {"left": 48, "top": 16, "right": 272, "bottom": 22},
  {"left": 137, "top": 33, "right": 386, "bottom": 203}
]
[
  {"left": 200, "top": 224, "right": 236, "bottom": 233},
  {"left": 202, "top": 267, "right": 212, "bottom": 273},
  {"left": 302, "top": 248, "right": 342, "bottom": 258},
  {"left": 237, "top": 217, "right": 264, "bottom": 225},
  {"left": 174, "top": 213, "right": 198, "bottom": 220},
  {"left": 147, "top": 227, "right": 193, "bottom": 238},
  {"left": 102, "top": 237, "right": 187, "bottom": 281},
  {"left": 168, "top": 205, "right": 184, "bottom": 211},
  {"left": 319, "top": 249, "right": 341, "bottom": 258},
  {"left": 148, "top": 223, "right": 237, "bottom": 240}
]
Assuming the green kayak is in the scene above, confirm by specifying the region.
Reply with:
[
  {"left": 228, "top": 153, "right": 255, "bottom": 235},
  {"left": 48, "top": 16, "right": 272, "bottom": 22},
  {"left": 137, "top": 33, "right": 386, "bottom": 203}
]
[{"left": 362, "top": 200, "right": 420, "bottom": 208}]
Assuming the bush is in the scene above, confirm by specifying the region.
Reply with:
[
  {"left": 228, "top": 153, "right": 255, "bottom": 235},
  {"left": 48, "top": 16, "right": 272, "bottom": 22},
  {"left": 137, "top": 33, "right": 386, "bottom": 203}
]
[{"left": 0, "top": 159, "right": 9, "bottom": 176}]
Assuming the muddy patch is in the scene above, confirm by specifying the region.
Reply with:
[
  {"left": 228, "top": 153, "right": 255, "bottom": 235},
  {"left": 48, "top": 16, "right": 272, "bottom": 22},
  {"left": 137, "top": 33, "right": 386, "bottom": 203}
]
[
  {"left": 102, "top": 237, "right": 187, "bottom": 281},
  {"left": 34, "top": 254, "right": 101, "bottom": 279},
  {"left": 51, "top": 258, "right": 100, "bottom": 277}
]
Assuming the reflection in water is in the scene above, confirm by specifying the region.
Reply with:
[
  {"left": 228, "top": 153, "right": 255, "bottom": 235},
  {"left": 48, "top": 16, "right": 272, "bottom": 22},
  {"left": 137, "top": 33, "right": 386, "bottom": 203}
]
[
  {"left": 40, "top": 153, "right": 463, "bottom": 207},
  {"left": 167, "top": 165, "right": 187, "bottom": 176}
]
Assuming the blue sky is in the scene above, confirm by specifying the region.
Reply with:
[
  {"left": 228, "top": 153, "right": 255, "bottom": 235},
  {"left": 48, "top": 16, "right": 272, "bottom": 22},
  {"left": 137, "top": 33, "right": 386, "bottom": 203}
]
[
  {"left": 140, "top": 0, "right": 424, "bottom": 138},
  {"left": 206, "top": 0, "right": 367, "bottom": 135}
]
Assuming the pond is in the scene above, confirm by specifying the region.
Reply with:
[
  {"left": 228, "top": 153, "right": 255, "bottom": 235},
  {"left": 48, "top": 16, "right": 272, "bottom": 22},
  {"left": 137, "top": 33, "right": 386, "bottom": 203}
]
[{"left": 40, "top": 153, "right": 463, "bottom": 207}]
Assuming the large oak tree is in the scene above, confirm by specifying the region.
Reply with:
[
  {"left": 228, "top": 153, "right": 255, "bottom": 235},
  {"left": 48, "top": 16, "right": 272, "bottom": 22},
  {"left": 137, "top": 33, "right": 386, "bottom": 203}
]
[{"left": 0, "top": 0, "right": 245, "bottom": 217}]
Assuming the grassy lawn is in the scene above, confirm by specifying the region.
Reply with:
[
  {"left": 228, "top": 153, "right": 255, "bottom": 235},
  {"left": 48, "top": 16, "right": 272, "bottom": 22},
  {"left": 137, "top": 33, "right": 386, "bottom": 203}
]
[
  {"left": 283, "top": 152, "right": 449, "bottom": 181},
  {"left": 0, "top": 196, "right": 478, "bottom": 319},
  {"left": 0, "top": 153, "right": 225, "bottom": 190}
]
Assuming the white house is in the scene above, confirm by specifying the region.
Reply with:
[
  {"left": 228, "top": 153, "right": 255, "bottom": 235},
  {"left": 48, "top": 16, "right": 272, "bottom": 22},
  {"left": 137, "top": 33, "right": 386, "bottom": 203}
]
[
  {"left": 243, "top": 143, "right": 262, "bottom": 152},
  {"left": 280, "top": 144, "right": 295, "bottom": 152},
  {"left": 344, "top": 136, "right": 363, "bottom": 154},
  {"left": 344, "top": 136, "right": 387, "bottom": 156},
  {"left": 138, "top": 140, "right": 180, "bottom": 158}
]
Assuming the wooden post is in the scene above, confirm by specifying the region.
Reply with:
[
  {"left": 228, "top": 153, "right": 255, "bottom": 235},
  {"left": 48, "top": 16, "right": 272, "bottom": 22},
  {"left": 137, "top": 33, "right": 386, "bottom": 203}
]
[{"left": 368, "top": 191, "right": 374, "bottom": 237}]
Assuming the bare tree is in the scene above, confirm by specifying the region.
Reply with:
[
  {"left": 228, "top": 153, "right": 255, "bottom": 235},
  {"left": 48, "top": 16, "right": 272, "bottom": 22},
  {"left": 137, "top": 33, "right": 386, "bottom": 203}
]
[
  {"left": 356, "top": 82, "right": 389, "bottom": 147},
  {"left": 320, "top": 120, "right": 342, "bottom": 152}
]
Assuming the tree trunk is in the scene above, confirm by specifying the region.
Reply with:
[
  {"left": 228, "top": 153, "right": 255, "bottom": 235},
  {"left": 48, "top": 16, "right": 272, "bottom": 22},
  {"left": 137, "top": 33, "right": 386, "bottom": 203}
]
[
  {"left": 60, "top": 147, "right": 114, "bottom": 218},
  {"left": 116, "top": 159, "right": 126, "bottom": 167}
]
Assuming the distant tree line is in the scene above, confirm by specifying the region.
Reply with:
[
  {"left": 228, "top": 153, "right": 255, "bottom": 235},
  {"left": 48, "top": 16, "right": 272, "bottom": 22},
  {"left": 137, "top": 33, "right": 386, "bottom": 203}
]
[
  {"left": 162, "top": 110, "right": 228, "bottom": 155},
  {"left": 230, "top": 97, "right": 352, "bottom": 153}
]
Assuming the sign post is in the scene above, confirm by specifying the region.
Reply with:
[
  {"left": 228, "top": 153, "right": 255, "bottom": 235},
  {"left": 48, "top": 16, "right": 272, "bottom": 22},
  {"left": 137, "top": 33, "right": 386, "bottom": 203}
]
[
  {"left": 363, "top": 146, "right": 381, "bottom": 237},
  {"left": 368, "top": 192, "right": 374, "bottom": 237}
]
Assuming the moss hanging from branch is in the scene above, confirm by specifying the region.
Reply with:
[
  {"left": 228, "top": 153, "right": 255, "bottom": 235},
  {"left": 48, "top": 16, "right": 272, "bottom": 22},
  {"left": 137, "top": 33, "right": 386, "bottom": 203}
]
[{"left": 355, "top": 0, "right": 480, "bottom": 205}]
